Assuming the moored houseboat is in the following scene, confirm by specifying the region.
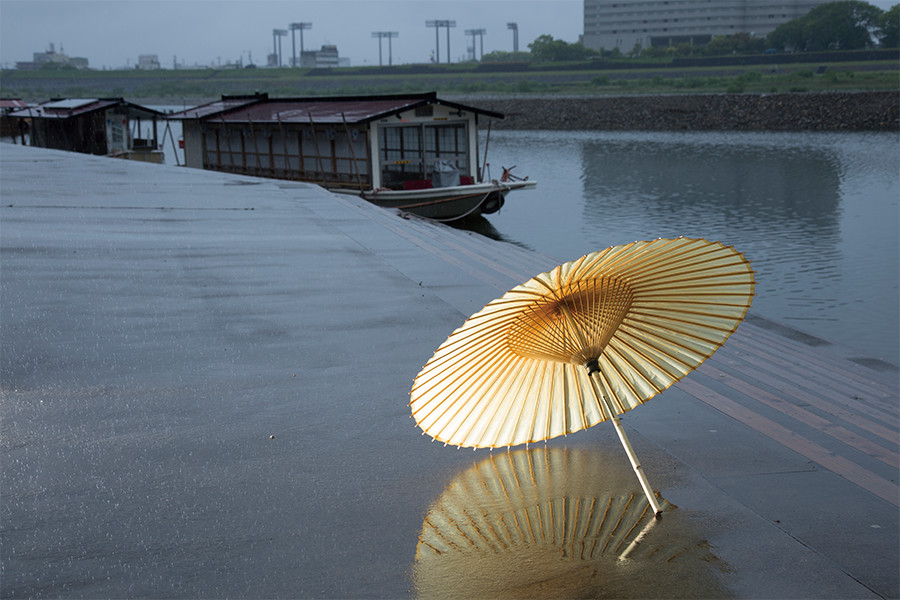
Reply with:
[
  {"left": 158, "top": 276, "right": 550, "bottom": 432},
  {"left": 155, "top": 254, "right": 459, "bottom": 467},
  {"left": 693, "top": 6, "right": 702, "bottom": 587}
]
[
  {"left": 168, "top": 92, "right": 535, "bottom": 221},
  {"left": 1, "top": 98, "right": 30, "bottom": 139},
  {"left": 6, "top": 98, "right": 164, "bottom": 163}
]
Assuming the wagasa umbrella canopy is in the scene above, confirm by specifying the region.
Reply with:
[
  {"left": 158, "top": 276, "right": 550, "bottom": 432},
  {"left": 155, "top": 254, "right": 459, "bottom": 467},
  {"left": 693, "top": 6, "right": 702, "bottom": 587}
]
[{"left": 410, "top": 237, "right": 755, "bottom": 513}]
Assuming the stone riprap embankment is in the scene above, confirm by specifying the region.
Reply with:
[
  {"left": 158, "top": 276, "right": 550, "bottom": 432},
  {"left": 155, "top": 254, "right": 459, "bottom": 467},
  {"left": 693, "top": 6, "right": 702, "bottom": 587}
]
[{"left": 460, "top": 91, "right": 898, "bottom": 131}]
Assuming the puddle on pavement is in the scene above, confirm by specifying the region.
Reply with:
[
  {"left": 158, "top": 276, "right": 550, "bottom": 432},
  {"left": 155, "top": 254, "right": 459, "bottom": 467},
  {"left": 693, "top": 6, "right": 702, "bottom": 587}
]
[{"left": 411, "top": 447, "right": 731, "bottom": 599}]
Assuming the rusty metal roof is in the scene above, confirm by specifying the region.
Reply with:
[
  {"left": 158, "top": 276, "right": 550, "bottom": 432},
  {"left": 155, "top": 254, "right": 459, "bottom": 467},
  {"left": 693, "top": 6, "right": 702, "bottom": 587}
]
[
  {"left": 8, "top": 98, "right": 162, "bottom": 120},
  {"left": 166, "top": 94, "right": 268, "bottom": 120},
  {"left": 0, "top": 99, "right": 29, "bottom": 110},
  {"left": 168, "top": 92, "right": 504, "bottom": 125}
]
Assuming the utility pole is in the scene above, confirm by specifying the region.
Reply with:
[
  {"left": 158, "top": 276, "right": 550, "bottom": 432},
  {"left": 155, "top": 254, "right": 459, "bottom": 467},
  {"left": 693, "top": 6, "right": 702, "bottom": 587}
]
[
  {"left": 507, "top": 22, "right": 519, "bottom": 53},
  {"left": 465, "top": 29, "right": 486, "bottom": 61},
  {"left": 289, "top": 22, "right": 312, "bottom": 67},
  {"left": 371, "top": 31, "right": 399, "bottom": 66}
]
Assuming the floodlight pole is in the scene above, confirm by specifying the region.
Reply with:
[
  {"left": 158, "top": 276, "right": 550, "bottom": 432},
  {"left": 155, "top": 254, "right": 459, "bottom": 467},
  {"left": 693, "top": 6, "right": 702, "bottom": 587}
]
[
  {"left": 586, "top": 360, "right": 663, "bottom": 516},
  {"left": 427, "top": 20, "right": 456, "bottom": 64},
  {"left": 273, "top": 29, "right": 288, "bottom": 67},
  {"left": 465, "top": 29, "right": 486, "bottom": 61},
  {"left": 425, "top": 20, "right": 440, "bottom": 63},
  {"left": 507, "top": 22, "right": 519, "bottom": 53},
  {"left": 445, "top": 20, "right": 456, "bottom": 63},
  {"left": 289, "top": 23, "right": 312, "bottom": 67},
  {"left": 372, "top": 31, "right": 398, "bottom": 66}
]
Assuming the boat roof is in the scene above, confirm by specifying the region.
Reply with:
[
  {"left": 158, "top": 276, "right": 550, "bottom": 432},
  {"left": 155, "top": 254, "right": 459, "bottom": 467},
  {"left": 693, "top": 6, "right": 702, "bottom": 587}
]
[
  {"left": 0, "top": 99, "right": 30, "bottom": 110},
  {"left": 166, "top": 94, "right": 269, "bottom": 120},
  {"left": 8, "top": 98, "right": 163, "bottom": 120},
  {"left": 167, "top": 92, "right": 504, "bottom": 124}
]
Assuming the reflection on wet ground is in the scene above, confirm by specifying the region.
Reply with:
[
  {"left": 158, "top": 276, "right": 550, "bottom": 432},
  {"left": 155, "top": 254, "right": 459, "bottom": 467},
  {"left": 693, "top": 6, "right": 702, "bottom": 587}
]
[{"left": 411, "top": 447, "right": 730, "bottom": 599}]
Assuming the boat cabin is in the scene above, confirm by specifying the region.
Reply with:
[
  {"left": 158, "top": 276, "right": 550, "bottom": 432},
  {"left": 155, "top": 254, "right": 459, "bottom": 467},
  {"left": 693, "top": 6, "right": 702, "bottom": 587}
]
[
  {"left": 168, "top": 92, "right": 505, "bottom": 191},
  {"left": 1, "top": 98, "right": 30, "bottom": 139},
  {"left": 7, "top": 98, "right": 164, "bottom": 162}
]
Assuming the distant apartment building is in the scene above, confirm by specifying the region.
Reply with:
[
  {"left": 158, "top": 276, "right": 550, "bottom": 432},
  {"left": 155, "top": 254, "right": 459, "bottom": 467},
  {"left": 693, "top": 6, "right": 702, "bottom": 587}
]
[
  {"left": 300, "top": 45, "right": 341, "bottom": 68},
  {"left": 582, "top": 0, "right": 827, "bottom": 52},
  {"left": 15, "top": 43, "right": 89, "bottom": 70},
  {"left": 137, "top": 55, "right": 161, "bottom": 70}
]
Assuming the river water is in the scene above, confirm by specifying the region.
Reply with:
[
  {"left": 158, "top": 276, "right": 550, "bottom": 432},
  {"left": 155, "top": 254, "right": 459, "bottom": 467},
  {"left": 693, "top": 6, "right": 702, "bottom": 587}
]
[
  {"left": 477, "top": 130, "right": 899, "bottom": 366},
  {"left": 156, "top": 118, "right": 898, "bottom": 365}
]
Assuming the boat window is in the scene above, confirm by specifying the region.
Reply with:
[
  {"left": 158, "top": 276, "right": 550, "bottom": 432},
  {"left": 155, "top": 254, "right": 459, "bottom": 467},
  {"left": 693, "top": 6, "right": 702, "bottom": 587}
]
[{"left": 380, "top": 122, "right": 468, "bottom": 189}]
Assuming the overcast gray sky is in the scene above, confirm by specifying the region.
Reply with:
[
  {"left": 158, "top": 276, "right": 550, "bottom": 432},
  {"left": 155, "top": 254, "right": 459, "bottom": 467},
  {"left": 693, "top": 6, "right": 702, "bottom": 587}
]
[
  {"left": 1, "top": 0, "right": 895, "bottom": 70},
  {"left": 0, "top": 0, "right": 583, "bottom": 69}
]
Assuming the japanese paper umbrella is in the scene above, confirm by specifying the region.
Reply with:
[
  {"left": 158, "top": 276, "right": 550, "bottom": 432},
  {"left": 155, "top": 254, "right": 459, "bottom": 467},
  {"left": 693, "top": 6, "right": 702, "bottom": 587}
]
[{"left": 409, "top": 237, "right": 755, "bottom": 514}]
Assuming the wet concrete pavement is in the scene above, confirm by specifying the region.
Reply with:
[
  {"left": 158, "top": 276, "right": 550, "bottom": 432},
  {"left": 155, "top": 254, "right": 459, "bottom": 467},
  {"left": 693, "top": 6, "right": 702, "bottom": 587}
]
[{"left": 1, "top": 143, "right": 897, "bottom": 598}]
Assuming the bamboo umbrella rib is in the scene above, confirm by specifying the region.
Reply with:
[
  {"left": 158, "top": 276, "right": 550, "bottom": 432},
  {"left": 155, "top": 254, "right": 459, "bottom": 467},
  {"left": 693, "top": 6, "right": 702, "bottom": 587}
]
[
  {"left": 611, "top": 330, "right": 702, "bottom": 378},
  {"left": 628, "top": 250, "right": 751, "bottom": 285},
  {"left": 620, "top": 316, "right": 735, "bottom": 353},
  {"left": 414, "top": 322, "right": 513, "bottom": 397},
  {"left": 600, "top": 240, "right": 733, "bottom": 283},
  {"left": 453, "top": 355, "right": 536, "bottom": 446},
  {"left": 538, "top": 360, "right": 558, "bottom": 442},
  {"left": 490, "top": 375, "right": 536, "bottom": 447},
  {"left": 604, "top": 346, "right": 666, "bottom": 400},
  {"left": 484, "top": 358, "right": 547, "bottom": 445},
  {"left": 601, "top": 354, "right": 649, "bottom": 411},
  {"left": 514, "top": 362, "right": 549, "bottom": 446},
  {"left": 422, "top": 351, "right": 520, "bottom": 444},
  {"left": 608, "top": 338, "right": 690, "bottom": 392},
  {"left": 480, "top": 360, "right": 541, "bottom": 447}
]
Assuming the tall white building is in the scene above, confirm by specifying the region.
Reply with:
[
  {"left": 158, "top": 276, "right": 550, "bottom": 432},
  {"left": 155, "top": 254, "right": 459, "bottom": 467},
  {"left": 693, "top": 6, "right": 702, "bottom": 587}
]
[{"left": 582, "top": 0, "right": 827, "bottom": 52}]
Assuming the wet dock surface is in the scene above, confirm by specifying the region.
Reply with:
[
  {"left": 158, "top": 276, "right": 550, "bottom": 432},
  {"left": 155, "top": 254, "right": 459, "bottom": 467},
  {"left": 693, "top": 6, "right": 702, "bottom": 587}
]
[{"left": 1, "top": 144, "right": 897, "bottom": 598}]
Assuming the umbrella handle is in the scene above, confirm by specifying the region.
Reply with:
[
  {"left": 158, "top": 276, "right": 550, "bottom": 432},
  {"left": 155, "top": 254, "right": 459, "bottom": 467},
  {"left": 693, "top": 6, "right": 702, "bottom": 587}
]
[{"left": 588, "top": 369, "right": 663, "bottom": 516}]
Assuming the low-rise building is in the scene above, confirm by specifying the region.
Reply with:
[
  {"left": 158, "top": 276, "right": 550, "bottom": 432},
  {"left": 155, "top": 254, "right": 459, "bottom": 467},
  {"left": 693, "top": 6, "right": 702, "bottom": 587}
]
[
  {"left": 301, "top": 45, "right": 341, "bottom": 68},
  {"left": 137, "top": 55, "right": 161, "bottom": 70},
  {"left": 15, "top": 43, "right": 89, "bottom": 70}
]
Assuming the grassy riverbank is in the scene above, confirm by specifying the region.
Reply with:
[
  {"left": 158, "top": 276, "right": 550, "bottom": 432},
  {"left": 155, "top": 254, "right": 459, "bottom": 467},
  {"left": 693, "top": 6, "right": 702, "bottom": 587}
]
[{"left": 1, "top": 54, "right": 897, "bottom": 102}]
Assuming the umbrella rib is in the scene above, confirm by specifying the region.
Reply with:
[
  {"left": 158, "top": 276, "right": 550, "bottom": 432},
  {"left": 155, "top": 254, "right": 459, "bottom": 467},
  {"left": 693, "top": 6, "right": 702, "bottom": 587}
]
[
  {"left": 454, "top": 355, "right": 532, "bottom": 447},
  {"left": 601, "top": 348, "right": 652, "bottom": 407},
  {"left": 435, "top": 347, "right": 525, "bottom": 446},
  {"left": 630, "top": 254, "right": 752, "bottom": 287}
]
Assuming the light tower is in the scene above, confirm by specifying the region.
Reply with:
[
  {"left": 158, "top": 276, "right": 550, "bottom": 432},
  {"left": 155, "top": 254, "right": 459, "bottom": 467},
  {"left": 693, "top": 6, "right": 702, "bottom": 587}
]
[
  {"left": 426, "top": 19, "right": 456, "bottom": 64},
  {"left": 507, "top": 22, "right": 519, "bottom": 53},
  {"left": 289, "top": 22, "right": 312, "bottom": 67},
  {"left": 273, "top": 29, "right": 288, "bottom": 67},
  {"left": 465, "top": 28, "right": 486, "bottom": 61},
  {"left": 371, "top": 31, "right": 399, "bottom": 66}
]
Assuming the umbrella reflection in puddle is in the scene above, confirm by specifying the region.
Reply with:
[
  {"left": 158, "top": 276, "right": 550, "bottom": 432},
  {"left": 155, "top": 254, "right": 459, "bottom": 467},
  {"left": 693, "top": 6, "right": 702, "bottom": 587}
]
[{"left": 412, "top": 447, "right": 730, "bottom": 599}]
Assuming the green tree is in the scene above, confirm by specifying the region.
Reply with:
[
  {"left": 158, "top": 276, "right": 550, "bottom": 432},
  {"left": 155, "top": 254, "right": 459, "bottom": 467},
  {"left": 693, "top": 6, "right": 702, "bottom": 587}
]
[
  {"left": 768, "top": 18, "right": 806, "bottom": 51},
  {"left": 730, "top": 32, "right": 768, "bottom": 54},
  {"left": 704, "top": 35, "right": 735, "bottom": 55},
  {"left": 879, "top": 4, "right": 900, "bottom": 47},
  {"left": 528, "top": 35, "right": 599, "bottom": 61},
  {"left": 768, "top": 1, "right": 884, "bottom": 51}
]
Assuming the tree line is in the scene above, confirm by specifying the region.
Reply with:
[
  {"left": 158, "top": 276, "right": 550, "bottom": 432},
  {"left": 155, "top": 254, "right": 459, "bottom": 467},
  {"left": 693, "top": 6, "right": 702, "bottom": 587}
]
[{"left": 482, "top": 0, "right": 898, "bottom": 63}]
